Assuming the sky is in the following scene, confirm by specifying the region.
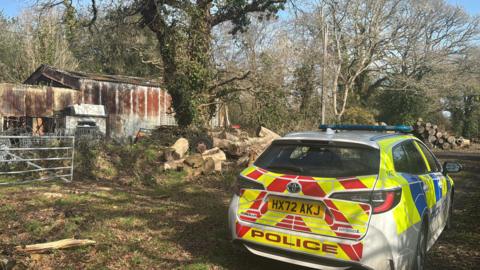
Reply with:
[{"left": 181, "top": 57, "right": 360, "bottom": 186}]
[
  {"left": 446, "top": 0, "right": 480, "bottom": 15},
  {"left": 0, "top": 0, "right": 479, "bottom": 18}
]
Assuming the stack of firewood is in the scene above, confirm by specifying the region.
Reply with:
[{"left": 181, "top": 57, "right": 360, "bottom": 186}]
[
  {"left": 161, "top": 126, "right": 279, "bottom": 175},
  {"left": 414, "top": 119, "right": 470, "bottom": 150},
  {"left": 211, "top": 126, "right": 280, "bottom": 166}
]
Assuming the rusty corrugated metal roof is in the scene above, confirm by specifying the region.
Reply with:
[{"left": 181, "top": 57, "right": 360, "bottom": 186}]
[{"left": 24, "top": 64, "right": 163, "bottom": 88}]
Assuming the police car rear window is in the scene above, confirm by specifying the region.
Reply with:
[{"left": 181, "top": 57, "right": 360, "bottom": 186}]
[{"left": 254, "top": 141, "right": 380, "bottom": 177}]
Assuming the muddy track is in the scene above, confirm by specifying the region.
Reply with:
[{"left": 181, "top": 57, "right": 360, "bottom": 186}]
[{"left": 425, "top": 153, "right": 480, "bottom": 270}]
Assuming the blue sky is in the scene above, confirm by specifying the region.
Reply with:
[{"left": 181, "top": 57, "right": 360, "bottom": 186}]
[
  {"left": 0, "top": 0, "right": 479, "bottom": 18},
  {"left": 446, "top": 0, "right": 480, "bottom": 15},
  {"left": 0, "top": 1, "right": 26, "bottom": 17}
]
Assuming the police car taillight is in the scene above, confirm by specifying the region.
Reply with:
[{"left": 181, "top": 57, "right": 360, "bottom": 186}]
[
  {"left": 234, "top": 176, "right": 265, "bottom": 196},
  {"left": 371, "top": 189, "right": 402, "bottom": 214},
  {"left": 330, "top": 189, "right": 402, "bottom": 214}
]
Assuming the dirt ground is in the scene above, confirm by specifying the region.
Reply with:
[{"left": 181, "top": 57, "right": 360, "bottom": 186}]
[
  {"left": 0, "top": 154, "right": 478, "bottom": 270},
  {"left": 425, "top": 155, "right": 480, "bottom": 270}
]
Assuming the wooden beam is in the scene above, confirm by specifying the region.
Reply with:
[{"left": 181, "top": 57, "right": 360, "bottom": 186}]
[{"left": 16, "top": 239, "right": 96, "bottom": 253}]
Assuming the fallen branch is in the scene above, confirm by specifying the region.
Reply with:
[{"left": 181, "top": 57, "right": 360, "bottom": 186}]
[{"left": 16, "top": 239, "right": 96, "bottom": 253}]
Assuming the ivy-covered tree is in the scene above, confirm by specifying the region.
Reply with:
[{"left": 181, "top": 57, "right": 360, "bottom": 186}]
[{"left": 39, "top": 0, "right": 286, "bottom": 127}]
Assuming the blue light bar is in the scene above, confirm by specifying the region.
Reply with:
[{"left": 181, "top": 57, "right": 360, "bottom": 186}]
[{"left": 319, "top": 124, "right": 413, "bottom": 133}]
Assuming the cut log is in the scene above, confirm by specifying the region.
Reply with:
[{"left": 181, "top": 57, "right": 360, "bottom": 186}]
[
  {"left": 428, "top": 135, "right": 437, "bottom": 143},
  {"left": 441, "top": 142, "right": 451, "bottom": 150},
  {"left": 163, "top": 159, "right": 185, "bottom": 171},
  {"left": 162, "top": 148, "right": 176, "bottom": 162},
  {"left": 437, "top": 138, "right": 445, "bottom": 145},
  {"left": 447, "top": 136, "right": 456, "bottom": 144},
  {"left": 219, "top": 141, "right": 249, "bottom": 157},
  {"left": 432, "top": 125, "right": 438, "bottom": 130},
  {"left": 417, "top": 126, "right": 425, "bottom": 134},
  {"left": 224, "top": 132, "right": 240, "bottom": 141},
  {"left": 184, "top": 154, "right": 204, "bottom": 168},
  {"left": 435, "top": 132, "right": 442, "bottom": 139},
  {"left": 214, "top": 129, "right": 278, "bottom": 158},
  {"left": 425, "top": 122, "right": 432, "bottom": 129},
  {"left": 257, "top": 126, "right": 281, "bottom": 139},
  {"left": 171, "top": 138, "right": 189, "bottom": 159},
  {"left": 455, "top": 137, "right": 464, "bottom": 145},
  {"left": 16, "top": 239, "right": 96, "bottom": 253},
  {"left": 201, "top": 157, "right": 216, "bottom": 175},
  {"left": 212, "top": 137, "right": 231, "bottom": 150},
  {"left": 460, "top": 139, "right": 471, "bottom": 148},
  {"left": 202, "top": 147, "right": 226, "bottom": 171},
  {"left": 428, "top": 129, "right": 436, "bottom": 136}
]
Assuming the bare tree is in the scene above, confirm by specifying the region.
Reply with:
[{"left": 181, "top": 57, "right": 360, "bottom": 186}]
[
  {"left": 325, "top": 0, "right": 402, "bottom": 120},
  {"left": 384, "top": 0, "right": 479, "bottom": 91},
  {"left": 19, "top": 10, "right": 79, "bottom": 74},
  {"left": 293, "top": 0, "right": 478, "bottom": 122},
  {"left": 0, "top": 9, "right": 78, "bottom": 83}
]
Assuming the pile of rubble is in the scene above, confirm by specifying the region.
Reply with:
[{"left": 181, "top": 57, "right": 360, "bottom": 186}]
[{"left": 157, "top": 126, "right": 280, "bottom": 176}]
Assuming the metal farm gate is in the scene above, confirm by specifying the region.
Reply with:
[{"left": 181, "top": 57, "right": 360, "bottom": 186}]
[{"left": 0, "top": 135, "right": 74, "bottom": 185}]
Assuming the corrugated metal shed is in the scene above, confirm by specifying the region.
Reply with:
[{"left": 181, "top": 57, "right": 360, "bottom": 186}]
[
  {"left": 24, "top": 65, "right": 176, "bottom": 138},
  {"left": 0, "top": 84, "right": 80, "bottom": 117}
]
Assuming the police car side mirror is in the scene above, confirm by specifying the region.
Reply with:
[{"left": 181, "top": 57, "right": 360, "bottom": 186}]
[{"left": 443, "top": 162, "right": 462, "bottom": 174}]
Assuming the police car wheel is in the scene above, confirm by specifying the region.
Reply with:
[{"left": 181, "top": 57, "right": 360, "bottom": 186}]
[{"left": 414, "top": 221, "right": 428, "bottom": 270}]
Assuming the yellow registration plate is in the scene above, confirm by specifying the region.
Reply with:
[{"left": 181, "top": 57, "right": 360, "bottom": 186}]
[{"left": 268, "top": 196, "right": 325, "bottom": 218}]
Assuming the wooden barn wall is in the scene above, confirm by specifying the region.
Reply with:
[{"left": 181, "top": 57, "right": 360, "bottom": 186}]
[
  {"left": 0, "top": 83, "right": 80, "bottom": 117},
  {"left": 79, "top": 80, "right": 176, "bottom": 138}
]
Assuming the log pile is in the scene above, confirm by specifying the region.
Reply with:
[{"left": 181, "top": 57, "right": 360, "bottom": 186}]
[
  {"left": 414, "top": 119, "right": 470, "bottom": 150},
  {"left": 212, "top": 126, "right": 280, "bottom": 166},
  {"left": 159, "top": 126, "right": 279, "bottom": 175}
]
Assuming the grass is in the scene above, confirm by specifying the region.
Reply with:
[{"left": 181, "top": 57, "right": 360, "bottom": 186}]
[{"left": 0, "top": 160, "right": 478, "bottom": 269}]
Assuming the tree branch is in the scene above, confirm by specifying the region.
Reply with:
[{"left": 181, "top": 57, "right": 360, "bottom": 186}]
[
  {"left": 209, "top": 71, "right": 251, "bottom": 91},
  {"left": 82, "top": 0, "right": 97, "bottom": 28}
]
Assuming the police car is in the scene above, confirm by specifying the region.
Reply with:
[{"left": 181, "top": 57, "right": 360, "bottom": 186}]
[{"left": 228, "top": 125, "right": 461, "bottom": 270}]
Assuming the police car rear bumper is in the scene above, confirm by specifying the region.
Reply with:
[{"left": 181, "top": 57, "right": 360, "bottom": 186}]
[
  {"left": 240, "top": 240, "right": 372, "bottom": 270},
  {"left": 229, "top": 196, "right": 402, "bottom": 270}
]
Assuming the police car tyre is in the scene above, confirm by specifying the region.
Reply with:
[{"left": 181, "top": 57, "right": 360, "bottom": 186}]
[{"left": 414, "top": 221, "right": 428, "bottom": 270}]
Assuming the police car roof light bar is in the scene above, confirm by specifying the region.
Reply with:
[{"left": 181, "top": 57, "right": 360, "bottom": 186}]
[{"left": 319, "top": 124, "right": 413, "bottom": 133}]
